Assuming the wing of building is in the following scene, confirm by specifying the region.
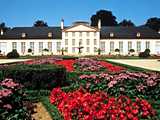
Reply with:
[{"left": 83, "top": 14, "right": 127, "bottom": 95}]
[{"left": 0, "top": 20, "right": 160, "bottom": 56}]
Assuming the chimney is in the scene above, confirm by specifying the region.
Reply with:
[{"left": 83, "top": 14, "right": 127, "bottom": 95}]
[
  {"left": 98, "top": 19, "right": 101, "bottom": 29},
  {"left": 0, "top": 29, "right": 4, "bottom": 35},
  {"left": 61, "top": 19, "right": 64, "bottom": 30}
]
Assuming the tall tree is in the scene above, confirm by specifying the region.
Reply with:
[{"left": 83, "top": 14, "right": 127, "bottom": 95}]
[
  {"left": 0, "top": 22, "right": 10, "bottom": 32},
  {"left": 33, "top": 20, "right": 48, "bottom": 27},
  {"left": 145, "top": 17, "right": 160, "bottom": 31},
  {"left": 91, "top": 10, "right": 118, "bottom": 26},
  {"left": 119, "top": 19, "right": 135, "bottom": 27}
]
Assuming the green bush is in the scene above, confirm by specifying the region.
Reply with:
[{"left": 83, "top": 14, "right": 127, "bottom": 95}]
[
  {"left": 139, "top": 49, "right": 151, "bottom": 58},
  {"left": 7, "top": 49, "right": 20, "bottom": 58},
  {"left": 2, "top": 64, "right": 67, "bottom": 90}
]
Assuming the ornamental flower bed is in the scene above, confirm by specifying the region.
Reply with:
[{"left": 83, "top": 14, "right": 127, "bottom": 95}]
[
  {"left": 79, "top": 72, "right": 160, "bottom": 100},
  {"left": 55, "top": 59, "right": 76, "bottom": 72},
  {"left": 50, "top": 87, "right": 157, "bottom": 120},
  {"left": 0, "top": 78, "right": 31, "bottom": 120},
  {"left": 75, "top": 58, "right": 125, "bottom": 72}
]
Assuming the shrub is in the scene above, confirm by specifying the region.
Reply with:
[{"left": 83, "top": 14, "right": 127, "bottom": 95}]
[
  {"left": 115, "top": 48, "right": 120, "bottom": 52},
  {"left": 7, "top": 49, "right": 20, "bottom": 58},
  {"left": 139, "top": 49, "right": 150, "bottom": 58},
  {"left": 27, "top": 48, "right": 32, "bottom": 53},
  {"left": 129, "top": 49, "right": 135, "bottom": 53},
  {"left": 1, "top": 64, "right": 67, "bottom": 90}
]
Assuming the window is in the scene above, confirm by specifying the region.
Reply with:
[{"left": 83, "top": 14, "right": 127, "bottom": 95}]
[
  {"left": 21, "top": 42, "right": 25, "bottom": 53},
  {"left": 86, "top": 39, "right": 90, "bottom": 45},
  {"left": 146, "top": 41, "right": 150, "bottom": 49},
  {"left": 48, "top": 42, "right": 52, "bottom": 52},
  {"left": 128, "top": 41, "right": 132, "bottom": 51},
  {"left": 72, "top": 47, "right": 76, "bottom": 53},
  {"left": 94, "top": 47, "right": 97, "bottom": 52},
  {"left": 21, "top": 33, "right": 26, "bottom": 38},
  {"left": 86, "top": 47, "right": 90, "bottom": 53},
  {"left": 110, "top": 33, "right": 114, "bottom": 37},
  {"left": 30, "top": 42, "right": 34, "bottom": 52},
  {"left": 65, "top": 39, "right": 68, "bottom": 46},
  {"left": 65, "top": 32, "right": 68, "bottom": 37},
  {"left": 137, "top": 32, "right": 141, "bottom": 37},
  {"left": 79, "top": 32, "right": 82, "bottom": 37},
  {"left": 39, "top": 42, "right": 43, "bottom": 52},
  {"left": 72, "top": 32, "right": 75, "bottom": 37},
  {"left": 100, "top": 42, "right": 105, "bottom": 52},
  {"left": 79, "top": 39, "right": 83, "bottom": 45},
  {"left": 110, "top": 41, "right": 114, "bottom": 52},
  {"left": 86, "top": 32, "right": 90, "bottom": 37},
  {"left": 65, "top": 47, "right": 68, "bottom": 52},
  {"left": 48, "top": 32, "right": 52, "bottom": 38},
  {"left": 137, "top": 41, "right": 141, "bottom": 52},
  {"left": 94, "top": 39, "right": 97, "bottom": 45},
  {"left": 57, "top": 42, "right": 61, "bottom": 51},
  {"left": 94, "top": 32, "right": 97, "bottom": 37},
  {"left": 12, "top": 42, "right": 17, "bottom": 50},
  {"left": 72, "top": 39, "right": 75, "bottom": 46},
  {"left": 119, "top": 41, "right": 123, "bottom": 52}
]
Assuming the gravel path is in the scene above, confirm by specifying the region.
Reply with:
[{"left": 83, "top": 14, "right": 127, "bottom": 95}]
[
  {"left": 0, "top": 59, "right": 30, "bottom": 64},
  {"left": 107, "top": 59, "right": 160, "bottom": 71},
  {"left": 32, "top": 102, "right": 52, "bottom": 120}
]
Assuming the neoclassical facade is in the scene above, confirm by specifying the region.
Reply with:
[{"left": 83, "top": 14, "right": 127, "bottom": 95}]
[{"left": 0, "top": 20, "right": 160, "bottom": 56}]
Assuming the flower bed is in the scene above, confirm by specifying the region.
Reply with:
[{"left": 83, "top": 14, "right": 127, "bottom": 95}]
[
  {"left": 50, "top": 87, "right": 157, "bottom": 120},
  {"left": 0, "top": 79, "right": 31, "bottom": 120},
  {"left": 79, "top": 72, "right": 160, "bottom": 99},
  {"left": 55, "top": 60, "right": 75, "bottom": 72},
  {"left": 75, "top": 58, "right": 125, "bottom": 72}
]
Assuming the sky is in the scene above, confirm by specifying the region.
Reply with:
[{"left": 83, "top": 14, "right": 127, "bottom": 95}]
[{"left": 0, "top": 0, "right": 160, "bottom": 27}]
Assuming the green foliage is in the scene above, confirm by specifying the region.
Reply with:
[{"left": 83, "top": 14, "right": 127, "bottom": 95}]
[
  {"left": 91, "top": 9, "right": 118, "bottom": 26},
  {"left": 7, "top": 49, "right": 20, "bottom": 59},
  {"left": 139, "top": 49, "right": 151, "bottom": 58},
  {"left": 33, "top": 20, "right": 48, "bottom": 27},
  {"left": 145, "top": 17, "right": 160, "bottom": 31},
  {"left": 27, "top": 48, "right": 32, "bottom": 53},
  {"left": 119, "top": 19, "right": 135, "bottom": 27},
  {"left": 129, "top": 49, "right": 135, "bottom": 53},
  {"left": 0, "top": 79, "right": 31, "bottom": 120},
  {"left": 2, "top": 64, "right": 67, "bottom": 90},
  {"left": 115, "top": 48, "right": 120, "bottom": 52},
  {"left": 62, "top": 55, "right": 78, "bottom": 60}
]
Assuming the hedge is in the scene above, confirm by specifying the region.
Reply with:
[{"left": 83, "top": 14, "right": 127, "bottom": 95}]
[{"left": 1, "top": 64, "right": 67, "bottom": 90}]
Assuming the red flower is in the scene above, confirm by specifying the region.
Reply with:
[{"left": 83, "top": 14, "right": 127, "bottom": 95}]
[{"left": 55, "top": 60, "right": 75, "bottom": 72}]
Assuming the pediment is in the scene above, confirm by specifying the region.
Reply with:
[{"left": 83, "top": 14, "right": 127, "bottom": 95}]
[{"left": 64, "top": 24, "right": 98, "bottom": 32}]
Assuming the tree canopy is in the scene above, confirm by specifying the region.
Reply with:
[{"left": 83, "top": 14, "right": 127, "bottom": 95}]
[
  {"left": 33, "top": 20, "right": 48, "bottom": 27},
  {"left": 119, "top": 19, "right": 135, "bottom": 27},
  {"left": 0, "top": 22, "right": 10, "bottom": 32},
  {"left": 90, "top": 10, "right": 118, "bottom": 26},
  {"left": 145, "top": 17, "right": 160, "bottom": 31}
]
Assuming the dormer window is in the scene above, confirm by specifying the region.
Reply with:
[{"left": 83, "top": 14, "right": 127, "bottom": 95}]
[
  {"left": 110, "top": 33, "right": 114, "bottom": 37},
  {"left": 48, "top": 32, "right": 52, "bottom": 38},
  {"left": 137, "top": 32, "right": 141, "bottom": 37},
  {"left": 22, "top": 33, "right": 26, "bottom": 38},
  {"left": 0, "top": 29, "right": 4, "bottom": 35}
]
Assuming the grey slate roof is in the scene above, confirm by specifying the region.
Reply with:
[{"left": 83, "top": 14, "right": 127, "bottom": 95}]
[
  {"left": 0, "top": 27, "right": 62, "bottom": 39},
  {"left": 100, "top": 26, "right": 160, "bottom": 39},
  {"left": 0, "top": 26, "right": 160, "bottom": 39}
]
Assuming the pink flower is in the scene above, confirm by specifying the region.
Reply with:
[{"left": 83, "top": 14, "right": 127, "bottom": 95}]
[
  {"left": 3, "top": 104, "right": 12, "bottom": 110},
  {"left": 0, "top": 89, "right": 12, "bottom": 98}
]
